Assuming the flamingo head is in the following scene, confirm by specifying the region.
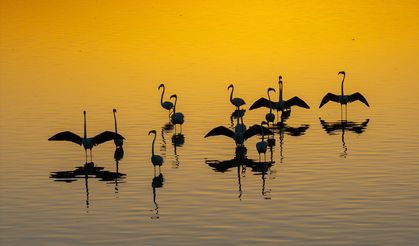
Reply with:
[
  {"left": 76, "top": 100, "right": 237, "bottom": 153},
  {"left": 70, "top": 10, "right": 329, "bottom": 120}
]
[
  {"left": 338, "top": 71, "right": 345, "bottom": 76},
  {"left": 158, "top": 83, "right": 164, "bottom": 89},
  {"left": 268, "top": 87, "right": 276, "bottom": 93},
  {"left": 83, "top": 110, "right": 86, "bottom": 115},
  {"left": 113, "top": 108, "right": 117, "bottom": 113},
  {"left": 227, "top": 84, "right": 233, "bottom": 90},
  {"left": 170, "top": 94, "right": 177, "bottom": 99},
  {"left": 148, "top": 130, "right": 156, "bottom": 135}
]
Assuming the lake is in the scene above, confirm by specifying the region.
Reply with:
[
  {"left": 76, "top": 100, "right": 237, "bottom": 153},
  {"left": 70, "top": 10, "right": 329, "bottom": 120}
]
[{"left": 1, "top": 1, "right": 418, "bottom": 245}]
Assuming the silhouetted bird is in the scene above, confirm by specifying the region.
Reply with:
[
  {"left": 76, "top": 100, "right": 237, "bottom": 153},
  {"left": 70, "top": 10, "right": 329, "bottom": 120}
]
[
  {"left": 205, "top": 123, "right": 273, "bottom": 146},
  {"left": 158, "top": 83, "right": 174, "bottom": 118},
  {"left": 48, "top": 111, "right": 125, "bottom": 161},
  {"left": 170, "top": 94, "right": 184, "bottom": 133},
  {"left": 250, "top": 76, "right": 310, "bottom": 115},
  {"left": 256, "top": 121, "right": 269, "bottom": 161},
  {"left": 228, "top": 84, "right": 246, "bottom": 111},
  {"left": 149, "top": 130, "right": 164, "bottom": 176},
  {"left": 319, "top": 71, "right": 370, "bottom": 109},
  {"left": 265, "top": 88, "right": 276, "bottom": 126},
  {"left": 112, "top": 108, "right": 124, "bottom": 147}
]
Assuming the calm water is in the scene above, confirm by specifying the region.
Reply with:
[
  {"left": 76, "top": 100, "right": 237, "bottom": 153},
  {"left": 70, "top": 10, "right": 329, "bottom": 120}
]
[{"left": 1, "top": 1, "right": 419, "bottom": 245}]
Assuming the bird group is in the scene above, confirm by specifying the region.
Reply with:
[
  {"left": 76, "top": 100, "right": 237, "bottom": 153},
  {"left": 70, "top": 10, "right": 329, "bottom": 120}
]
[
  {"left": 204, "top": 71, "right": 369, "bottom": 160},
  {"left": 49, "top": 71, "right": 369, "bottom": 172}
]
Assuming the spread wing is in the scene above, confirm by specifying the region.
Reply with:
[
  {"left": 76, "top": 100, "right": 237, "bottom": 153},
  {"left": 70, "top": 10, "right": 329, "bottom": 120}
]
[
  {"left": 204, "top": 126, "right": 234, "bottom": 139},
  {"left": 244, "top": 125, "right": 274, "bottom": 140},
  {"left": 93, "top": 131, "right": 125, "bottom": 146},
  {"left": 319, "top": 93, "right": 340, "bottom": 108},
  {"left": 48, "top": 131, "right": 82, "bottom": 145},
  {"left": 249, "top": 97, "right": 272, "bottom": 110},
  {"left": 285, "top": 96, "right": 310, "bottom": 109},
  {"left": 348, "top": 92, "right": 370, "bottom": 107}
]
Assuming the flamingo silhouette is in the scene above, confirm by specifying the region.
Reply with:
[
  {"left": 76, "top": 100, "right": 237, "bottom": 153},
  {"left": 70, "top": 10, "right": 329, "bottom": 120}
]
[
  {"left": 48, "top": 111, "right": 125, "bottom": 161},
  {"left": 250, "top": 76, "right": 310, "bottom": 116},
  {"left": 319, "top": 71, "right": 370, "bottom": 115}
]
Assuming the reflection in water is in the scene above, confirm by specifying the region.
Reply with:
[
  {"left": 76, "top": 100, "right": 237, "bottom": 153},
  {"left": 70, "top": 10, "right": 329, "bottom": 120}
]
[
  {"left": 206, "top": 146, "right": 274, "bottom": 199},
  {"left": 171, "top": 133, "right": 185, "bottom": 168},
  {"left": 160, "top": 122, "right": 174, "bottom": 157},
  {"left": 113, "top": 147, "right": 124, "bottom": 193},
  {"left": 319, "top": 118, "right": 369, "bottom": 157},
  {"left": 151, "top": 173, "right": 164, "bottom": 220},
  {"left": 230, "top": 109, "right": 246, "bottom": 128},
  {"left": 50, "top": 160, "right": 126, "bottom": 209}
]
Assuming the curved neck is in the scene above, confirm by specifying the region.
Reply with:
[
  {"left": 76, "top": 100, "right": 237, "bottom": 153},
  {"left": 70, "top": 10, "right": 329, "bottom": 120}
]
[
  {"left": 172, "top": 97, "right": 177, "bottom": 113},
  {"left": 267, "top": 90, "right": 273, "bottom": 113},
  {"left": 113, "top": 111, "right": 118, "bottom": 133},
  {"left": 229, "top": 86, "right": 234, "bottom": 103},
  {"left": 83, "top": 113, "right": 87, "bottom": 139},
  {"left": 160, "top": 86, "right": 165, "bottom": 106},
  {"left": 260, "top": 125, "right": 265, "bottom": 141},
  {"left": 151, "top": 133, "right": 156, "bottom": 156},
  {"left": 279, "top": 81, "right": 283, "bottom": 101},
  {"left": 341, "top": 74, "right": 345, "bottom": 96}
]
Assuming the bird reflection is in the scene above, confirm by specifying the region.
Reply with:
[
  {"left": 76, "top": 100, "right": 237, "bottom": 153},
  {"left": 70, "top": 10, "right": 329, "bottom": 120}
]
[
  {"left": 113, "top": 147, "right": 124, "bottom": 193},
  {"left": 50, "top": 161, "right": 126, "bottom": 209},
  {"left": 230, "top": 109, "right": 246, "bottom": 128},
  {"left": 206, "top": 146, "right": 274, "bottom": 200},
  {"left": 151, "top": 173, "right": 164, "bottom": 219},
  {"left": 319, "top": 118, "right": 369, "bottom": 157},
  {"left": 171, "top": 133, "right": 185, "bottom": 168}
]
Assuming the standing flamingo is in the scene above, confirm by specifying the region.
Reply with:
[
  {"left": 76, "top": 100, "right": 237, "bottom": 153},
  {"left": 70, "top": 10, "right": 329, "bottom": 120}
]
[
  {"left": 250, "top": 76, "right": 310, "bottom": 117},
  {"left": 319, "top": 72, "right": 370, "bottom": 118},
  {"left": 149, "top": 130, "right": 164, "bottom": 176},
  {"left": 158, "top": 83, "right": 174, "bottom": 118},
  {"left": 112, "top": 108, "right": 124, "bottom": 147},
  {"left": 49, "top": 111, "right": 125, "bottom": 161},
  {"left": 170, "top": 94, "right": 185, "bottom": 133}
]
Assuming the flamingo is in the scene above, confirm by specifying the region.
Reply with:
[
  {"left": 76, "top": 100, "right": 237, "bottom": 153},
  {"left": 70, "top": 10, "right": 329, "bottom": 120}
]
[
  {"left": 158, "top": 83, "right": 174, "bottom": 118},
  {"left": 48, "top": 111, "right": 125, "bottom": 161},
  {"left": 205, "top": 123, "right": 273, "bottom": 147},
  {"left": 170, "top": 94, "right": 185, "bottom": 133},
  {"left": 228, "top": 84, "right": 246, "bottom": 109},
  {"left": 319, "top": 72, "right": 370, "bottom": 117},
  {"left": 149, "top": 130, "right": 164, "bottom": 176},
  {"left": 265, "top": 88, "right": 276, "bottom": 127},
  {"left": 256, "top": 121, "right": 269, "bottom": 161},
  {"left": 249, "top": 76, "right": 310, "bottom": 117},
  {"left": 112, "top": 108, "right": 124, "bottom": 147}
]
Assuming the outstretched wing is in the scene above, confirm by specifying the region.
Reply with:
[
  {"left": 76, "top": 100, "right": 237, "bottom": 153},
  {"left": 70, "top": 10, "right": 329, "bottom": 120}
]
[
  {"left": 93, "top": 131, "right": 125, "bottom": 146},
  {"left": 249, "top": 97, "right": 272, "bottom": 110},
  {"left": 204, "top": 126, "right": 234, "bottom": 139},
  {"left": 48, "top": 131, "right": 82, "bottom": 145},
  {"left": 348, "top": 92, "right": 370, "bottom": 107},
  {"left": 244, "top": 125, "right": 274, "bottom": 140},
  {"left": 285, "top": 96, "right": 310, "bottom": 109},
  {"left": 319, "top": 93, "right": 340, "bottom": 108}
]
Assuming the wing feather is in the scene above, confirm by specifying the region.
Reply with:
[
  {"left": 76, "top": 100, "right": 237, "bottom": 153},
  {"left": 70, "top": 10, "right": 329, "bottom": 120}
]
[
  {"left": 319, "top": 93, "right": 340, "bottom": 108},
  {"left": 244, "top": 125, "right": 274, "bottom": 140},
  {"left": 48, "top": 131, "right": 82, "bottom": 145},
  {"left": 205, "top": 126, "right": 235, "bottom": 139},
  {"left": 249, "top": 97, "right": 272, "bottom": 110},
  {"left": 348, "top": 92, "right": 370, "bottom": 107},
  {"left": 285, "top": 96, "right": 310, "bottom": 109},
  {"left": 93, "top": 131, "right": 125, "bottom": 146}
]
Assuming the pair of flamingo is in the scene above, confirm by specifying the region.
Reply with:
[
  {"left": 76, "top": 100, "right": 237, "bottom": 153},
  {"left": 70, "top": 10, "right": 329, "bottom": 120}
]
[
  {"left": 158, "top": 84, "right": 184, "bottom": 132},
  {"left": 48, "top": 110, "right": 125, "bottom": 160}
]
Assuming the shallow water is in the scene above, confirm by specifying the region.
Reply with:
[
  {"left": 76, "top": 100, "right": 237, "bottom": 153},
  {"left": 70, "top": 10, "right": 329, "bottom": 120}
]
[{"left": 1, "top": 1, "right": 419, "bottom": 245}]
